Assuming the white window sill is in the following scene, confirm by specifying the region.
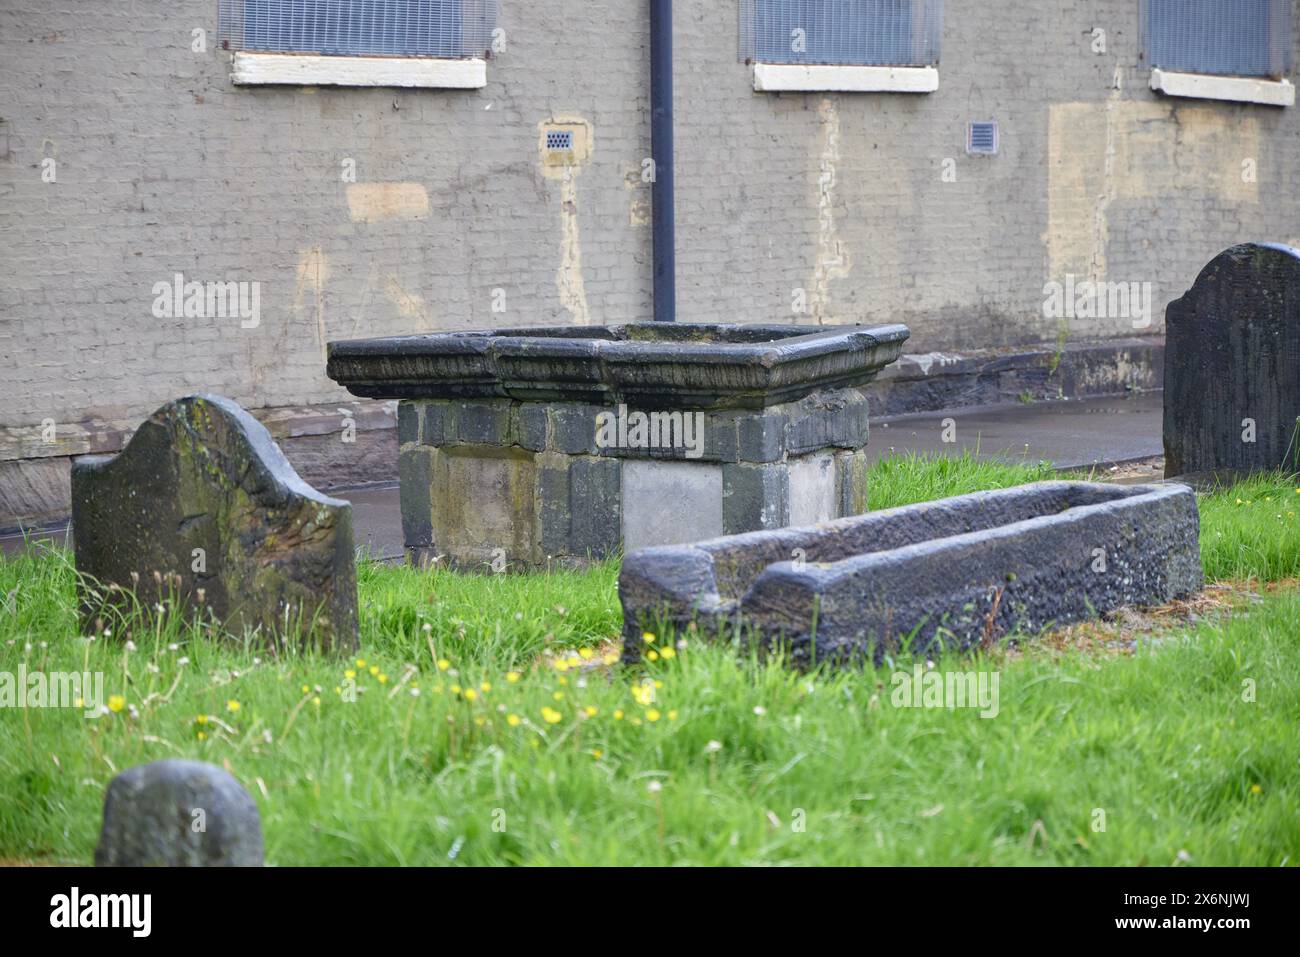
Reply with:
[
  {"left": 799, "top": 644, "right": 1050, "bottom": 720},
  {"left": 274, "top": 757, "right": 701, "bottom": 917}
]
[
  {"left": 1149, "top": 68, "right": 1293, "bottom": 107},
  {"left": 752, "top": 63, "right": 938, "bottom": 93},
  {"left": 231, "top": 52, "right": 486, "bottom": 89}
]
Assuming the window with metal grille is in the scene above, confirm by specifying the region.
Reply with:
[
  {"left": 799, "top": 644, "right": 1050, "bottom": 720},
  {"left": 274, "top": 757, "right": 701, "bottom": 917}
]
[
  {"left": 1142, "top": 0, "right": 1292, "bottom": 78},
  {"left": 217, "top": 0, "right": 498, "bottom": 59},
  {"left": 739, "top": 0, "right": 943, "bottom": 67}
]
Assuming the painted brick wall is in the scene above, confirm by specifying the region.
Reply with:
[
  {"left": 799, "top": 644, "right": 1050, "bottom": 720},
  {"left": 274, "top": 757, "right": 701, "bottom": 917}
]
[{"left": 2, "top": 1, "right": 1299, "bottom": 437}]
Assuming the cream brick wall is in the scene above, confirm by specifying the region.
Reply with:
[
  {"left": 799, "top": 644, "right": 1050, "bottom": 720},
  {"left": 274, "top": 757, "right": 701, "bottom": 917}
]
[{"left": 2, "top": 1, "right": 1298, "bottom": 434}]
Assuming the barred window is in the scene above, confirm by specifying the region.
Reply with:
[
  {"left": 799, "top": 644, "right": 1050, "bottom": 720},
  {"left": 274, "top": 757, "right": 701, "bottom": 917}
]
[
  {"left": 1143, "top": 0, "right": 1291, "bottom": 78},
  {"left": 217, "top": 0, "right": 497, "bottom": 59},
  {"left": 739, "top": 0, "right": 943, "bottom": 67}
]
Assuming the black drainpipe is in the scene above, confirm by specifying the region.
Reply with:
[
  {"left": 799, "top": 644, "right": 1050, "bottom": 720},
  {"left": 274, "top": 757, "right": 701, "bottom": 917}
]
[{"left": 650, "top": 0, "right": 675, "bottom": 321}]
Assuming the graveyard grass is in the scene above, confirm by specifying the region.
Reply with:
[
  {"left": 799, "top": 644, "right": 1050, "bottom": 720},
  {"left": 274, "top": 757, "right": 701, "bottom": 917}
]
[{"left": 2, "top": 454, "right": 1298, "bottom": 866}]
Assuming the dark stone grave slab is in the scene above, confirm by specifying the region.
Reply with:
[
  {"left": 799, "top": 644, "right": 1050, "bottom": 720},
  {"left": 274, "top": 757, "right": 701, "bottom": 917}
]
[
  {"left": 620, "top": 481, "right": 1202, "bottom": 666},
  {"left": 1165, "top": 242, "right": 1300, "bottom": 480},
  {"left": 72, "top": 394, "right": 358, "bottom": 651},
  {"left": 95, "top": 759, "right": 263, "bottom": 866}
]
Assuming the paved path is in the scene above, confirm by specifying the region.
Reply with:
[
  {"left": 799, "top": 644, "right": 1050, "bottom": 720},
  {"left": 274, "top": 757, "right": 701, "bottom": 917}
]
[
  {"left": 2, "top": 394, "right": 1162, "bottom": 560},
  {"left": 873, "top": 391, "right": 1162, "bottom": 470}
]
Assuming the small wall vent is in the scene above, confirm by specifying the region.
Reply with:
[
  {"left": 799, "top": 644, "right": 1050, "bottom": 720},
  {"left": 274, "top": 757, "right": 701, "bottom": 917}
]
[
  {"left": 545, "top": 130, "right": 574, "bottom": 152},
  {"left": 967, "top": 121, "right": 998, "bottom": 155}
]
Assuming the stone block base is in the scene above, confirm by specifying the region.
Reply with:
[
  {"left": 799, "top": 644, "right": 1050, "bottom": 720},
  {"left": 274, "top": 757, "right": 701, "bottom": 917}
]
[{"left": 399, "top": 391, "right": 872, "bottom": 570}]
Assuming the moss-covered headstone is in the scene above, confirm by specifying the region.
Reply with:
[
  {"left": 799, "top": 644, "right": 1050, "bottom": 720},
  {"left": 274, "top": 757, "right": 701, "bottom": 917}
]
[
  {"left": 72, "top": 394, "right": 358, "bottom": 651},
  {"left": 1165, "top": 243, "right": 1300, "bottom": 480}
]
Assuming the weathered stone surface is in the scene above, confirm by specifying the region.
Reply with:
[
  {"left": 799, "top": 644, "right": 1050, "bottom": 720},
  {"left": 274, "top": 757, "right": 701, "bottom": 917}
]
[
  {"left": 328, "top": 322, "right": 909, "bottom": 410},
  {"left": 787, "top": 454, "right": 837, "bottom": 527},
  {"left": 397, "top": 402, "right": 421, "bottom": 445},
  {"left": 622, "top": 460, "right": 724, "bottom": 552},
  {"left": 398, "top": 446, "right": 434, "bottom": 550},
  {"left": 835, "top": 449, "right": 871, "bottom": 517},
  {"left": 621, "top": 482, "right": 1202, "bottom": 666},
  {"left": 95, "top": 759, "right": 263, "bottom": 867},
  {"left": 568, "top": 457, "right": 622, "bottom": 557},
  {"left": 430, "top": 446, "right": 538, "bottom": 569},
  {"left": 1165, "top": 243, "right": 1300, "bottom": 479},
  {"left": 722, "top": 462, "right": 789, "bottom": 534},
  {"left": 72, "top": 395, "right": 358, "bottom": 651},
  {"left": 454, "top": 400, "right": 512, "bottom": 445}
]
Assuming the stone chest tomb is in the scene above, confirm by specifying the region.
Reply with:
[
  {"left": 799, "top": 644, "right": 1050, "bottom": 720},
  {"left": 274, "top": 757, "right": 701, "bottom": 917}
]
[{"left": 327, "top": 322, "right": 908, "bottom": 569}]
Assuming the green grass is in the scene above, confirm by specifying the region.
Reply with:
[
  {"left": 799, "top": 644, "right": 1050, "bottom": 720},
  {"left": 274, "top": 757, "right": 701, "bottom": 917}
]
[
  {"left": 1197, "top": 472, "right": 1300, "bottom": 583},
  {"left": 867, "top": 451, "right": 1055, "bottom": 510},
  {"left": 1, "top": 455, "right": 1297, "bottom": 866}
]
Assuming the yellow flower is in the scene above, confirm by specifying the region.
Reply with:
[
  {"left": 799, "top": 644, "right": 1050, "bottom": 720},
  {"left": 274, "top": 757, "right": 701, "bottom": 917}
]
[
  {"left": 579, "top": 647, "right": 594, "bottom": 660},
  {"left": 437, "top": 659, "right": 450, "bottom": 671},
  {"left": 301, "top": 684, "right": 310, "bottom": 694},
  {"left": 645, "top": 708, "right": 661, "bottom": 722},
  {"left": 507, "top": 713, "right": 522, "bottom": 727},
  {"left": 344, "top": 669, "right": 356, "bottom": 680},
  {"left": 74, "top": 697, "right": 84, "bottom": 708},
  {"left": 356, "top": 658, "right": 366, "bottom": 668},
  {"left": 226, "top": 699, "right": 241, "bottom": 713},
  {"left": 463, "top": 688, "right": 477, "bottom": 702},
  {"left": 378, "top": 674, "right": 388, "bottom": 684},
  {"left": 312, "top": 696, "right": 321, "bottom": 708},
  {"left": 541, "top": 706, "right": 563, "bottom": 724},
  {"left": 603, "top": 651, "right": 620, "bottom": 665},
  {"left": 653, "top": 680, "right": 663, "bottom": 689},
  {"left": 584, "top": 706, "right": 598, "bottom": 717},
  {"left": 613, "top": 709, "right": 624, "bottom": 720},
  {"left": 474, "top": 716, "right": 486, "bottom": 727},
  {"left": 197, "top": 731, "right": 207, "bottom": 741},
  {"left": 369, "top": 665, "right": 380, "bottom": 676},
  {"left": 450, "top": 684, "right": 462, "bottom": 695},
  {"left": 107, "top": 695, "right": 126, "bottom": 714},
  {"left": 505, "top": 671, "right": 521, "bottom": 683},
  {"left": 554, "top": 658, "right": 570, "bottom": 673},
  {"left": 552, "top": 690, "right": 565, "bottom": 701},
  {"left": 591, "top": 749, "right": 603, "bottom": 759},
  {"left": 667, "top": 709, "right": 678, "bottom": 721},
  {"left": 642, "top": 631, "right": 656, "bottom": 644},
  {"left": 659, "top": 646, "right": 676, "bottom": 660},
  {"left": 1250, "top": 783, "right": 1263, "bottom": 794},
  {"left": 646, "top": 650, "right": 659, "bottom": 661},
  {"left": 480, "top": 681, "right": 491, "bottom": 693},
  {"left": 196, "top": 714, "right": 208, "bottom": 725}
]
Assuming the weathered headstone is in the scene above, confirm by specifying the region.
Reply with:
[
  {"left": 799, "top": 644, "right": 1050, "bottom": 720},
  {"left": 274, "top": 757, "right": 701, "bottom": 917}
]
[
  {"left": 72, "top": 394, "right": 358, "bottom": 651},
  {"left": 95, "top": 759, "right": 264, "bottom": 866},
  {"left": 1165, "top": 242, "right": 1300, "bottom": 479}
]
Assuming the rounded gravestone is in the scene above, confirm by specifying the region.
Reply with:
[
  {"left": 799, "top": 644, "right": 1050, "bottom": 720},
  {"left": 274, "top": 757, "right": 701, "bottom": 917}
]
[
  {"left": 71, "top": 393, "right": 359, "bottom": 653},
  {"left": 1164, "top": 242, "right": 1300, "bottom": 479},
  {"left": 95, "top": 759, "right": 264, "bottom": 867}
]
